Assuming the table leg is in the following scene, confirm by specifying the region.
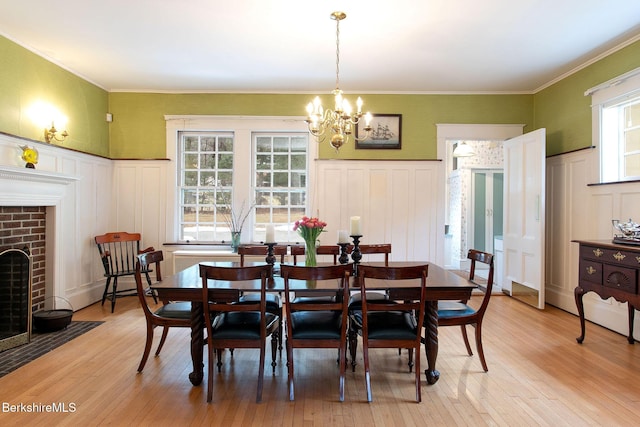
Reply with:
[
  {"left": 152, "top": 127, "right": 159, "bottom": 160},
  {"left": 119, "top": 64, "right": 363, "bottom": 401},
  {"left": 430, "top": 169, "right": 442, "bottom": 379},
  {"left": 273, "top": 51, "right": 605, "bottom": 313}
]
[
  {"left": 424, "top": 300, "right": 440, "bottom": 385},
  {"left": 188, "top": 301, "right": 204, "bottom": 386},
  {"left": 575, "top": 286, "right": 586, "bottom": 344},
  {"left": 628, "top": 303, "right": 636, "bottom": 344}
]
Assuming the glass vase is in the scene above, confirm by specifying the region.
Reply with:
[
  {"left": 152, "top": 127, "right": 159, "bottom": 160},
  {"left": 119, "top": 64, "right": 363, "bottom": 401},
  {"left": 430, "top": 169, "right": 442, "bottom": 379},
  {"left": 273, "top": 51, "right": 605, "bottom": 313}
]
[
  {"left": 304, "top": 238, "right": 317, "bottom": 267},
  {"left": 231, "top": 231, "right": 241, "bottom": 253}
]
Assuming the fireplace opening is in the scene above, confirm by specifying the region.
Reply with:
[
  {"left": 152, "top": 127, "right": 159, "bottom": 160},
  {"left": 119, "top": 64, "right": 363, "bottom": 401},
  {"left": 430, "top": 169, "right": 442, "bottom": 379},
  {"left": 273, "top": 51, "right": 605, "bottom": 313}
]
[{"left": 0, "top": 248, "right": 32, "bottom": 351}]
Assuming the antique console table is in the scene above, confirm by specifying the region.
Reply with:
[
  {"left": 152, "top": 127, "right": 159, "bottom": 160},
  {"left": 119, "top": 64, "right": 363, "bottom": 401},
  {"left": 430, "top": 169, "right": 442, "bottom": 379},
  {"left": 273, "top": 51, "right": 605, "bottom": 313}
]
[{"left": 573, "top": 239, "right": 640, "bottom": 344}]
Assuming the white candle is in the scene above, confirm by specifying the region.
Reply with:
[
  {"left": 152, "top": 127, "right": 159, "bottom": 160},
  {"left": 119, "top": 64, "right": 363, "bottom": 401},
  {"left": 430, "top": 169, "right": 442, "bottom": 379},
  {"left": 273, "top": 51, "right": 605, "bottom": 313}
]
[
  {"left": 350, "top": 216, "right": 361, "bottom": 236},
  {"left": 338, "top": 230, "right": 349, "bottom": 244},
  {"left": 265, "top": 224, "right": 275, "bottom": 243}
]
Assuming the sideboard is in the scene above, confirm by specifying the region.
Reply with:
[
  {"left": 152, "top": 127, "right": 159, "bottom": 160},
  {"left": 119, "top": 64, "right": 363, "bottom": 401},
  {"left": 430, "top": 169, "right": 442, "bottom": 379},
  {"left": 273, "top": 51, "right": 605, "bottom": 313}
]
[{"left": 573, "top": 239, "right": 640, "bottom": 344}]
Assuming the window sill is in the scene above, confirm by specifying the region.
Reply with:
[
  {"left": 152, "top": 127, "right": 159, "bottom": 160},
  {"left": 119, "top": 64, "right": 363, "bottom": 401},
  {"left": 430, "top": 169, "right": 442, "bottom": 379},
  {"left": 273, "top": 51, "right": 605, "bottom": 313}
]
[{"left": 587, "top": 178, "right": 640, "bottom": 187}]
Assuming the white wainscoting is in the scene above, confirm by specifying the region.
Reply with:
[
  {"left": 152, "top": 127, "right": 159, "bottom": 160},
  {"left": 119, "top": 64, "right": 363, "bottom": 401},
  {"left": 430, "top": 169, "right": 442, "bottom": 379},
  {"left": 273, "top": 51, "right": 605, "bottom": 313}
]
[
  {"left": 0, "top": 134, "right": 114, "bottom": 311},
  {"left": 546, "top": 148, "right": 640, "bottom": 340},
  {"left": 314, "top": 160, "right": 443, "bottom": 265}
]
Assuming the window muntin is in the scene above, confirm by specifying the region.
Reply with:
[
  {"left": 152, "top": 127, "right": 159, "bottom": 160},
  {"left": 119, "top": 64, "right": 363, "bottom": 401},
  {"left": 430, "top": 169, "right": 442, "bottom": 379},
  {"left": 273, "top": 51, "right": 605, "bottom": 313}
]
[
  {"left": 253, "top": 133, "right": 308, "bottom": 243},
  {"left": 178, "top": 132, "right": 234, "bottom": 242}
]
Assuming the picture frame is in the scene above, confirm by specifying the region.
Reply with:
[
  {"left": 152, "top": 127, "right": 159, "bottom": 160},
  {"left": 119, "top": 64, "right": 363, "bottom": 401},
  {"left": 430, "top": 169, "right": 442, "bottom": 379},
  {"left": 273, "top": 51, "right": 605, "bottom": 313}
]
[{"left": 355, "top": 113, "right": 402, "bottom": 149}]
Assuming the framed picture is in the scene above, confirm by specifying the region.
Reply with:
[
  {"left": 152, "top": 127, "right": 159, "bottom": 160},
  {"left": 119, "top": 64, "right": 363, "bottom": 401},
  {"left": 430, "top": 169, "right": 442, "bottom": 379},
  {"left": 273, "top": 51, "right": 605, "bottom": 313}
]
[{"left": 356, "top": 114, "right": 402, "bottom": 149}]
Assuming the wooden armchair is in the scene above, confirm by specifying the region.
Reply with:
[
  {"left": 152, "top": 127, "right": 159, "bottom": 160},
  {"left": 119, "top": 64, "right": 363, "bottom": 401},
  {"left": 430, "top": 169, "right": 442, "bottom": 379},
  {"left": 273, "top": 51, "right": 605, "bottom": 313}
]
[{"left": 95, "top": 232, "right": 154, "bottom": 312}]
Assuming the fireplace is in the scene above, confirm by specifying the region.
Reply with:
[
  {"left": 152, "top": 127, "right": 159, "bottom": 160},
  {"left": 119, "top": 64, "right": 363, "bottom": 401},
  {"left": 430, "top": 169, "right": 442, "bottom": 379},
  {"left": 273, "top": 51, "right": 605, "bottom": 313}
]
[
  {"left": 0, "top": 165, "right": 78, "bottom": 315},
  {"left": 0, "top": 248, "right": 32, "bottom": 351}
]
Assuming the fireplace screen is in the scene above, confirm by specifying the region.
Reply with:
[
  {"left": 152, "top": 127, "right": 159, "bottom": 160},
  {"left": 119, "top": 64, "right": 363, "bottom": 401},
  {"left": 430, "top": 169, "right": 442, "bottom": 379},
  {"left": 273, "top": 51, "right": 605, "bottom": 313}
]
[{"left": 0, "top": 248, "right": 32, "bottom": 351}]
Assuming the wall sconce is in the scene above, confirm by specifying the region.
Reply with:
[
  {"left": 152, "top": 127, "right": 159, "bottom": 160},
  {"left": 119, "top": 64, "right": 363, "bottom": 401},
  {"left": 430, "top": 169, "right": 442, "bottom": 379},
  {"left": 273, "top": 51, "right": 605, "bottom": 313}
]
[
  {"left": 452, "top": 141, "right": 475, "bottom": 158},
  {"left": 44, "top": 122, "right": 69, "bottom": 144}
]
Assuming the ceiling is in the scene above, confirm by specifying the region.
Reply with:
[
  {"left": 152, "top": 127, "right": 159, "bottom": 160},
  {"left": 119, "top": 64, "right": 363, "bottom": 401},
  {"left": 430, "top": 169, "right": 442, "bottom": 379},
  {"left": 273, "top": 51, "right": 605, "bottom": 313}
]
[{"left": 2, "top": 0, "right": 640, "bottom": 94}]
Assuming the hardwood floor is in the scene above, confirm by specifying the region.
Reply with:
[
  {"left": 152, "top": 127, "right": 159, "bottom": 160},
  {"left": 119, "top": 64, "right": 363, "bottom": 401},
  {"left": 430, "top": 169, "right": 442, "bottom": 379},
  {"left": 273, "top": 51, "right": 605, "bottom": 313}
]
[{"left": 1, "top": 294, "right": 639, "bottom": 426}]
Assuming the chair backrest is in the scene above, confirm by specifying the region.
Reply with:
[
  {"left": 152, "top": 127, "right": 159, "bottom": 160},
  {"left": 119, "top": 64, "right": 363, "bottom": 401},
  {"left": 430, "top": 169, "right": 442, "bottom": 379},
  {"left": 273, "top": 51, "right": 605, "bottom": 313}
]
[
  {"left": 467, "top": 249, "right": 494, "bottom": 315},
  {"left": 237, "top": 244, "right": 287, "bottom": 266},
  {"left": 359, "top": 244, "right": 392, "bottom": 265},
  {"left": 135, "top": 250, "right": 163, "bottom": 318},
  {"left": 95, "top": 232, "right": 148, "bottom": 276},
  {"left": 290, "top": 244, "right": 351, "bottom": 265},
  {"left": 199, "top": 263, "right": 272, "bottom": 314},
  {"left": 280, "top": 264, "right": 351, "bottom": 313}
]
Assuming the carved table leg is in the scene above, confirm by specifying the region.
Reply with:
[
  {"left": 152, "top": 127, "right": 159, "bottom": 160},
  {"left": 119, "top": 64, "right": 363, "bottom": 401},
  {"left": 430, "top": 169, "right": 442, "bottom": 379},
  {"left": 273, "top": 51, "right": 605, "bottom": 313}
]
[
  {"left": 188, "top": 301, "right": 204, "bottom": 386},
  {"left": 628, "top": 303, "right": 636, "bottom": 344},
  {"left": 424, "top": 300, "right": 440, "bottom": 385},
  {"left": 575, "top": 286, "right": 586, "bottom": 344}
]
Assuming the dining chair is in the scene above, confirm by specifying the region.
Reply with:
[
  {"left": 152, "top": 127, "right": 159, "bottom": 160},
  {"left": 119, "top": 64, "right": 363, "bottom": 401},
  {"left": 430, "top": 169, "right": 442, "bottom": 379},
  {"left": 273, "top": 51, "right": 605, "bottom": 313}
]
[
  {"left": 435, "top": 249, "right": 494, "bottom": 372},
  {"left": 280, "top": 263, "right": 352, "bottom": 401},
  {"left": 199, "top": 263, "right": 278, "bottom": 403},
  {"left": 355, "top": 264, "right": 428, "bottom": 403},
  {"left": 95, "top": 231, "right": 155, "bottom": 312},
  {"left": 358, "top": 243, "right": 392, "bottom": 265},
  {"left": 134, "top": 250, "right": 191, "bottom": 373},
  {"left": 237, "top": 244, "right": 287, "bottom": 352}
]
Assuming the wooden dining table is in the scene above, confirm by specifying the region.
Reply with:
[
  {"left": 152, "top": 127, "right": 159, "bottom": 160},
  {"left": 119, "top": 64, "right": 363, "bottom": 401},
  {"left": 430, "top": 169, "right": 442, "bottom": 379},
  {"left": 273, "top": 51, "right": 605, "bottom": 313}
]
[{"left": 151, "top": 261, "right": 476, "bottom": 387}]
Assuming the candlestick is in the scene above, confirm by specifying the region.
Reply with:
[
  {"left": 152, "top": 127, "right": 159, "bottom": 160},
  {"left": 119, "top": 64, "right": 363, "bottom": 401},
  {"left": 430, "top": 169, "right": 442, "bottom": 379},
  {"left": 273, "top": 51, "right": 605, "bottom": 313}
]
[
  {"left": 350, "top": 235, "right": 362, "bottom": 276},
  {"left": 338, "top": 242, "right": 350, "bottom": 264},
  {"left": 350, "top": 216, "right": 361, "bottom": 236},
  {"left": 264, "top": 242, "right": 277, "bottom": 265},
  {"left": 338, "top": 229, "right": 349, "bottom": 244},
  {"left": 265, "top": 224, "right": 275, "bottom": 244}
]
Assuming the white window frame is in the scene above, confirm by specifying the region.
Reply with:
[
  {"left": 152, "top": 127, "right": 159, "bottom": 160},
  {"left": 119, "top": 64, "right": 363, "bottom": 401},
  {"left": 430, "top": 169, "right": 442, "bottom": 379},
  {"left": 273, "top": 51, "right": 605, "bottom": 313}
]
[
  {"left": 165, "top": 115, "right": 316, "bottom": 245},
  {"left": 586, "top": 67, "right": 640, "bottom": 183}
]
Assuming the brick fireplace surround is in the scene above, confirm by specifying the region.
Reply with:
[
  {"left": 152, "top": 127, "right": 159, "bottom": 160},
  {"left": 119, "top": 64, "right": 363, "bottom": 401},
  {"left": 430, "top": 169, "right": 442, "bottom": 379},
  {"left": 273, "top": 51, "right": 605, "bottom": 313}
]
[{"left": 0, "top": 206, "right": 46, "bottom": 313}]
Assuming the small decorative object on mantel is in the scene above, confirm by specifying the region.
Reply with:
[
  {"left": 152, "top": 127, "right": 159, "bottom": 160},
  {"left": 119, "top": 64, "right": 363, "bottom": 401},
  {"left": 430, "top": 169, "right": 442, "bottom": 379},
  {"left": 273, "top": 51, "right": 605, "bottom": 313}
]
[
  {"left": 19, "top": 145, "right": 39, "bottom": 169},
  {"left": 293, "top": 216, "right": 326, "bottom": 266},
  {"left": 612, "top": 218, "right": 640, "bottom": 245}
]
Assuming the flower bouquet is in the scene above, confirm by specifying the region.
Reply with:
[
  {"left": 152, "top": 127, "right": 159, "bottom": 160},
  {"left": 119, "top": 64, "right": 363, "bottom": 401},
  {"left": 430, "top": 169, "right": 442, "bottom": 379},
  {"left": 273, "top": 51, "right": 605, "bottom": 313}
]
[{"left": 293, "top": 216, "right": 326, "bottom": 266}]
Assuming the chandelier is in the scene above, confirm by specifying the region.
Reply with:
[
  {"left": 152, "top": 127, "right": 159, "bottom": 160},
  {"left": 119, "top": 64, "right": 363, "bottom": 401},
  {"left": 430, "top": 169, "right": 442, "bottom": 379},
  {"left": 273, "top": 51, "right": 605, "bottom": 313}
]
[{"left": 305, "top": 11, "right": 372, "bottom": 152}]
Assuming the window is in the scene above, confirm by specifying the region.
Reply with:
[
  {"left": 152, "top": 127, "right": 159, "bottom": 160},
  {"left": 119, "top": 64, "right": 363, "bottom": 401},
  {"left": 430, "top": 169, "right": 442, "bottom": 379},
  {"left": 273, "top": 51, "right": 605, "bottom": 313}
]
[
  {"left": 586, "top": 67, "right": 640, "bottom": 183},
  {"left": 178, "top": 132, "right": 234, "bottom": 242},
  {"left": 254, "top": 133, "right": 308, "bottom": 243},
  {"left": 601, "top": 97, "right": 640, "bottom": 182},
  {"left": 166, "top": 116, "right": 315, "bottom": 245}
]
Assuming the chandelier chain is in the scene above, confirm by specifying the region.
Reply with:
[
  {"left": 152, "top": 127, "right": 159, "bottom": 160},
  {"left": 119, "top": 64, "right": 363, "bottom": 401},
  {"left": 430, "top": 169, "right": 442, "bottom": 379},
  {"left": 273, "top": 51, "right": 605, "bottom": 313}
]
[{"left": 335, "top": 17, "right": 340, "bottom": 90}]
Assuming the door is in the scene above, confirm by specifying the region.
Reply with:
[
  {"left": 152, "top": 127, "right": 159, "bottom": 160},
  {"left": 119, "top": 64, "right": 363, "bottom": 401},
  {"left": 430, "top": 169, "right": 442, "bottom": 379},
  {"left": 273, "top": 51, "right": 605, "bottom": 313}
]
[
  {"left": 471, "top": 170, "right": 503, "bottom": 254},
  {"left": 503, "top": 128, "right": 546, "bottom": 309}
]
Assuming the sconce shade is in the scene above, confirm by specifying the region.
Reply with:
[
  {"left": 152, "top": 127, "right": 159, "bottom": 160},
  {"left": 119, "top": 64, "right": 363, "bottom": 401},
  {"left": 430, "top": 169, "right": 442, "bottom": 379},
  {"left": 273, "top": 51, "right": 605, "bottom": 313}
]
[{"left": 452, "top": 142, "right": 475, "bottom": 157}]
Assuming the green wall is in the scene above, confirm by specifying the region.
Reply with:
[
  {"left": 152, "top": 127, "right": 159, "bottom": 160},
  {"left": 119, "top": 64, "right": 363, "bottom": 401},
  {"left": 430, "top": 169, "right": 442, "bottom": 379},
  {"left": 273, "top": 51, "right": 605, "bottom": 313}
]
[
  {"left": 108, "top": 92, "right": 533, "bottom": 159},
  {"left": 2, "top": 34, "right": 639, "bottom": 160},
  {"left": 534, "top": 40, "right": 640, "bottom": 156},
  {"left": 0, "top": 36, "right": 109, "bottom": 157}
]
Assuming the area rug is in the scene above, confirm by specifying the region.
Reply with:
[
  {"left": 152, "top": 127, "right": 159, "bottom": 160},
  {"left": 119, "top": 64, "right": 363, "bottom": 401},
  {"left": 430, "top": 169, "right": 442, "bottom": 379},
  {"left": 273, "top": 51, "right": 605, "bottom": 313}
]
[{"left": 0, "top": 321, "right": 104, "bottom": 378}]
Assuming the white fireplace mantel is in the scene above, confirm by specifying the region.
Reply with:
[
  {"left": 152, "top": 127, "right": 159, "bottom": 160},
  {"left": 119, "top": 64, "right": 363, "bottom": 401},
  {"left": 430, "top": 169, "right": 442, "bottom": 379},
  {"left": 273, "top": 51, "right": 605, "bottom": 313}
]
[{"left": 0, "top": 165, "right": 78, "bottom": 206}]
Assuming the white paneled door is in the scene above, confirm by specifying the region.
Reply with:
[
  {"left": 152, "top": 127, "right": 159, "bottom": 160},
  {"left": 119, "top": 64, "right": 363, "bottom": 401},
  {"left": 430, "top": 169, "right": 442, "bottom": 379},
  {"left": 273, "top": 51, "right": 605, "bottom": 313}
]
[{"left": 503, "top": 128, "right": 546, "bottom": 309}]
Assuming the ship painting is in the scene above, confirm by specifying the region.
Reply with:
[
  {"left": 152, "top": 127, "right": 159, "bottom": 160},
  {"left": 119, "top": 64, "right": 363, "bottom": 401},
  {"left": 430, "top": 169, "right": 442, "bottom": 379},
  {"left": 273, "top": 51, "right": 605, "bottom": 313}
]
[{"left": 370, "top": 123, "right": 394, "bottom": 140}]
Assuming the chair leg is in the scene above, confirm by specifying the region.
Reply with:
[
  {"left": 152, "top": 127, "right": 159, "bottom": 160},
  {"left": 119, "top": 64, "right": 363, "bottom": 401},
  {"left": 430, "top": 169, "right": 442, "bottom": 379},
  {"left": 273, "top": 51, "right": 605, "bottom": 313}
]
[
  {"left": 271, "top": 334, "right": 278, "bottom": 375},
  {"left": 338, "top": 342, "right": 346, "bottom": 402},
  {"left": 414, "top": 345, "right": 421, "bottom": 403},
  {"left": 286, "top": 338, "right": 295, "bottom": 401},
  {"left": 474, "top": 322, "right": 488, "bottom": 372},
  {"left": 155, "top": 326, "right": 170, "bottom": 356},
  {"left": 216, "top": 349, "right": 223, "bottom": 372},
  {"left": 257, "top": 342, "right": 266, "bottom": 403},
  {"left": 348, "top": 326, "right": 358, "bottom": 372},
  {"left": 101, "top": 277, "right": 112, "bottom": 306},
  {"left": 206, "top": 338, "right": 214, "bottom": 403},
  {"left": 137, "top": 322, "right": 155, "bottom": 372},
  {"left": 407, "top": 348, "right": 414, "bottom": 373},
  {"left": 363, "top": 343, "right": 372, "bottom": 402},
  {"left": 110, "top": 277, "right": 118, "bottom": 313},
  {"left": 461, "top": 324, "right": 473, "bottom": 356}
]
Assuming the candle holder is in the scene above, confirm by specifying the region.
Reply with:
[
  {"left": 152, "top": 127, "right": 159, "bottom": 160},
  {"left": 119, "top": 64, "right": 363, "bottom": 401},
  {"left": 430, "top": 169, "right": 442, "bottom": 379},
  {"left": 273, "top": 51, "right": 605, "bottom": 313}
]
[
  {"left": 338, "top": 242, "right": 350, "bottom": 264},
  {"left": 264, "top": 242, "right": 277, "bottom": 265},
  {"left": 350, "top": 235, "right": 362, "bottom": 276}
]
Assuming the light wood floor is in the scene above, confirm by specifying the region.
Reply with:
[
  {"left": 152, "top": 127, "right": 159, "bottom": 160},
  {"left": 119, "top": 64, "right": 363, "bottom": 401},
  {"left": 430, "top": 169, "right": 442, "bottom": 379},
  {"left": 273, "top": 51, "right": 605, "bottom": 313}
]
[{"left": 1, "top": 294, "right": 640, "bottom": 426}]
